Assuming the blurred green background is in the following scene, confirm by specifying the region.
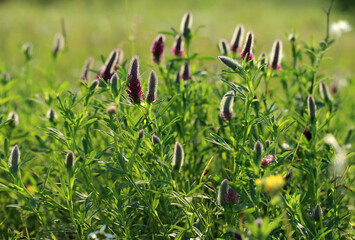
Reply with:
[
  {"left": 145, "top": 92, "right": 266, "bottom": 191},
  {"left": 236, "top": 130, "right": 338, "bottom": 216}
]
[{"left": 0, "top": 0, "right": 354, "bottom": 124}]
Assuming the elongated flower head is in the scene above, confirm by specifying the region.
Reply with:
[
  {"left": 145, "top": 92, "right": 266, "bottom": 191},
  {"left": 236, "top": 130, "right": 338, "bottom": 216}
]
[
  {"left": 65, "top": 151, "right": 75, "bottom": 169},
  {"left": 146, "top": 71, "right": 158, "bottom": 103},
  {"left": 138, "top": 129, "right": 145, "bottom": 139},
  {"left": 171, "top": 35, "right": 184, "bottom": 57},
  {"left": 240, "top": 31, "right": 254, "bottom": 61},
  {"left": 90, "top": 79, "right": 99, "bottom": 91},
  {"left": 52, "top": 33, "right": 64, "bottom": 58},
  {"left": 180, "top": 62, "right": 191, "bottom": 80},
  {"left": 217, "top": 179, "right": 229, "bottom": 205},
  {"left": 110, "top": 73, "right": 119, "bottom": 97},
  {"left": 312, "top": 204, "right": 323, "bottom": 221},
  {"left": 257, "top": 52, "right": 267, "bottom": 71},
  {"left": 269, "top": 39, "right": 283, "bottom": 70},
  {"left": 151, "top": 34, "right": 165, "bottom": 64},
  {"left": 230, "top": 24, "right": 244, "bottom": 53},
  {"left": 80, "top": 57, "right": 94, "bottom": 82},
  {"left": 220, "top": 90, "right": 235, "bottom": 119},
  {"left": 126, "top": 56, "right": 144, "bottom": 104},
  {"left": 307, "top": 95, "right": 317, "bottom": 122},
  {"left": 100, "top": 49, "right": 119, "bottom": 81},
  {"left": 172, "top": 142, "right": 184, "bottom": 171},
  {"left": 180, "top": 11, "right": 193, "bottom": 38},
  {"left": 9, "top": 145, "right": 20, "bottom": 172},
  {"left": 254, "top": 140, "right": 263, "bottom": 162},
  {"left": 23, "top": 42, "right": 32, "bottom": 61},
  {"left": 114, "top": 49, "right": 124, "bottom": 70},
  {"left": 219, "top": 39, "right": 229, "bottom": 56},
  {"left": 7, "top": 111, "right": 19, "bottom": 128},
  {"left": 152, "top": 135, "right": 161, "bottom": 145},
  {"left": 265, "top": 140, "right": 271, "bottom": 148},
  {"left": 319, "top": 81, "right": 332, "bottom": 103},
  {"left": 107, "top": 103, "right": 117, "bottom": 115},
  {"left": 46, "top": 108, "right": 58, "bottom": 122},
  {"left": 218, "top": 56, "right": 242, "bottom": 71}
]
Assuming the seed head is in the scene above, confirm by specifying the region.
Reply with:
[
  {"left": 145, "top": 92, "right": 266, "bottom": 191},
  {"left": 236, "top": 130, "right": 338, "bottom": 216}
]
[
  {"left": 110, "top": 73, "right": 119, "bottom": 97},
  {"left": 80, "top": 57, "right": 94, "bottom": 82},
  {"left": 9, "top": 145, "right": 20, "bottom": 172},
  {"left": 7, "top": 111, "right": 19, "bottom": 128},
  {"left": 52, "top": 33, "right": 64, "bottom": 59},
  {"left": 152, "top": 135, "right": 161, "bottom": 145},
  {"left": 288, "top": 34, "right": 296, "bottom": 42},
  {"left": 307, "top": 95, "right": 317, "bottom": 122},
  {"left": 319, "top": 81, "right": 332, "bottom": 103},
  {"left": 146, "top": 71, "right": 158, "bottom": 103},
  {"left": 90, "top": 79, "right": 99, "bottom": 91},
  {"left": 257, "top": 52, "right": 267, "bottom": 72},
  {"left": 180, "top": 62, "right": 191, "bottom": 80},
  {"left": 230, "top": 24, "right": 244, "bottom": 53},
  {"left": 240, "top": 31, "right": 254, "bottom": 61},
  {"left": 220, "top": 90, "right": 235, "bottom": 119},
  {"left": 107, "top": 103, "right": 117, "bottom": 115},
  {"left": 126, "top": 56, "right": 145, "bottom": 104},
  {"left": 265, "top": 140, "right": 271, "bottom": 148},
  {"left": 172, "top": 142, "right": 184, "bottom": 171},
  {"left": 217, "top": 179, "right": 229, "bottom": 205},
  {"left": 65, "top": 151, "right": 75, "bottom": 169},
  {"left": 218, "top": 56, "right": 242, "bottom": 71},
  {"left": 254, "top": 140, "right": 263, "bottom": 162},
  {"left": 46, "top": 108, "right": 58, "bottom": 122},
  {"left": 22, "top": 42, "right": 32, "bottom": 61},
  {"left": 138, "top": 129, "right": 145, "bottom": 139},
  {"left": 180, "top": 11, "right": 193, "bottom": 38},
  {"left": 151, "top": 34, "right": 165, "bottom": 64},
  {"left": 171, "top": 35, "right": 184, "bottom": 57},
  {"left": 312, "top": 204, "right": 323, "bottom": 221},
  {"left": 219, "top": 39, "right": 229, "bottom": 56},
  {"left": 269, "top": 39, "right": 283, "bottom": 70}
]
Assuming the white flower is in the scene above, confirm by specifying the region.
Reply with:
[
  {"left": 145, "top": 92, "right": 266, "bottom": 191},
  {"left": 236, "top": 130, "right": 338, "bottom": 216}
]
[
  {"left": 330, "top": 20, "right": 352, "bottom": 37},
  {"left": 88, "top": 225, "right": 116, "bottom": 239}
]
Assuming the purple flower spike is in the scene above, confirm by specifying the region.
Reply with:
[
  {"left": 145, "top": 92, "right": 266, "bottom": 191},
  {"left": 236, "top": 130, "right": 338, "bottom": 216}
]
[
  {"left": 230, "top": 24, "right": 244, "bottom": 53},
  {"left": 269, "top": 39, "right": 283, "bottom": 70},
  {"left": 99, "top": 49, "right": 119, "bottom": 81},
  {"left": 146, "top": 70, "right": 158, "bottom": 103},
  {"left": 180, "top": 62, "right": 191, "bottom": 80},
  {"left": 151, "top": 34, "right": 165, "bottom": 64},
  {"left": 240, "top": 31, "right": 254, "bottom": 61},
  {"left": 171, "top": 35, "right": 184, "bottom": 57},
  {"left": 114, "top": 49, "right": 124, "bottom": 71},
  {"left": 224, "top": 188, "right": 241, "bottom": 204},
  {"left": 126, "top": 56, "right": 145, "bottom": 104}
]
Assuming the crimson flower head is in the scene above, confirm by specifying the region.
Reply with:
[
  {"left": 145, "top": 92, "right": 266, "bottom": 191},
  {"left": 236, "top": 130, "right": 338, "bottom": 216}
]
[
  {"left": 269, "top": 39, "right": 283, "bottom": 70},
  {"left": 224, "top": 188, "right": 241, "bottom": 204},
  {"left": 98, "top": 49, "right": 119, "bottom": 81},
  {"left": 126, "top": 56, "right": 145, "bottom": 104},
  {"left": 146, "top": 71, "right": 158, "bottom": 103},
  {"left": 240, "top": 31, "right": 254, "bottom": 61},
  {"left": 171, "top": 35, "right": 184, "bottom": 57},
  {"left": 180, "top": 62, "right": 191, "bottom": 80},
  {"left": 260, "top": 155, "right": 275, "bottom": 168},
  {"left": 151, "top": 34, "right": 165, "bottom": 64}
]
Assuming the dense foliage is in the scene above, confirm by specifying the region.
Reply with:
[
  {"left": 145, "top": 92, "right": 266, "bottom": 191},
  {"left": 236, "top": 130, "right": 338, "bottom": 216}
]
[{"left": 0, "top": 4, "right": 353, "bottom": 240}]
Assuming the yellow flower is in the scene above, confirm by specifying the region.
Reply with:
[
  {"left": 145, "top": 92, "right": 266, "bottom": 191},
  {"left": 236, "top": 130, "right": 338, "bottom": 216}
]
[
  {"left": 26, "top": 185, "right": 35, "bottom": 194},
  {"left": 264, "top": 175, "right": 285, "bottom": 194}
]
